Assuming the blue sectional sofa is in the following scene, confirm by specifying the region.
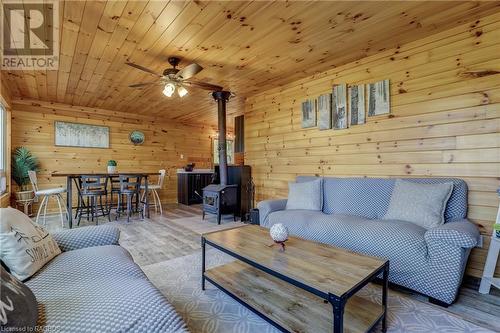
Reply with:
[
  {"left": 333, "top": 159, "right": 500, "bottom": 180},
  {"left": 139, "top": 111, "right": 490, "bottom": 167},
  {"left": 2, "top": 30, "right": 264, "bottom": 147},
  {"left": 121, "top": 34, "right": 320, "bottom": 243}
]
[
  {"left": 257, "top": 176, "right": 480, "bottom": 305},
  {"left": 25, "top": 225, "right": 187, "bottom": 333}
]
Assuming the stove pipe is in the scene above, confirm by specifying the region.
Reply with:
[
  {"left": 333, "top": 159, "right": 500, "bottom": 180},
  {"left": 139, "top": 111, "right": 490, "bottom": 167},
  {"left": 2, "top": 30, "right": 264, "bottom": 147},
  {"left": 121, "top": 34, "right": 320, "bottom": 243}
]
[{"left": 212, "top": 91, "right": 231, "bottom": 186}]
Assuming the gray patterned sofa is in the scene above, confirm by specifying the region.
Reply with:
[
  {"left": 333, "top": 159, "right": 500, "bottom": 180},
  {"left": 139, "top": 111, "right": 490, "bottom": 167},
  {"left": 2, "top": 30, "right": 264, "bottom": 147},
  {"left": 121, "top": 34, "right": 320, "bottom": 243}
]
[
  {"left": 258, "top": 176, "right": 480, "bottom": 305},
  {"left": 25, "top": 225, "right": 187, "bottom": 333}
]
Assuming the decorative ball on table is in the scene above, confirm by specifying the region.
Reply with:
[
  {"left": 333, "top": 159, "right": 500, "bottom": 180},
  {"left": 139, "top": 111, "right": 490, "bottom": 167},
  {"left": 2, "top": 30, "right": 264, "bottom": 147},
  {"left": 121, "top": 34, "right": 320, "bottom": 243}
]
[{"left": 269, "top": 223, "right": 289, "bottom": 251}]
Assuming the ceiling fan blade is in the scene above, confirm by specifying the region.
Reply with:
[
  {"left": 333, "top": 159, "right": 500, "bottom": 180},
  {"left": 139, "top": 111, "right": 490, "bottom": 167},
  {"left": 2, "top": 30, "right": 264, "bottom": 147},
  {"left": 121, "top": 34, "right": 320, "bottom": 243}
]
[
  {"left": 125, "top": 62, "right": 162, "bottom": 77},
  {"left": 128, "top": 81, "right": 162, "bottom": 88},
  {"left": 175, "top": 63, "right": 203, "bottom": 80},
  {"left": 184, "top": 80, "right": 223, "bottom": 91}
]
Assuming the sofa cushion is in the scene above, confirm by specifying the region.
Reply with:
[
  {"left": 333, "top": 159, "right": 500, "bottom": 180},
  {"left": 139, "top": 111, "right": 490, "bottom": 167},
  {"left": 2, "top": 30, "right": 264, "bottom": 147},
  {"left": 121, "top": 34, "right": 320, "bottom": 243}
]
[
  {"left": 26, "top": 245, "right": 186, "bottom": 333},
  {"left": 267, "top": 209, "right": 327, "bottom": 229},
  {"left": 0, "top": 207, "right": 61, "bottom": 281},
  {"left": 286, "top": 178, "right": 322, "bottom": 211},
  {"left": 383, "top": 180, "right": 453, "bottom": 229},
  {"left": 296, "top": 176, "right": 468, "bottom": 222},
  {"left": 322, "top": 178, "right": 394, "bottom": 219},
  {"left": 52, "top": 225, "right": 120, "bottom": 252},
  {"left": 0, "top": 266, "right": 38, "bottom": 329},
  {"left": 413, "top": 178, "right": 468, "bottom": 221},
  {"left": 267, "top": 210, "right": 428, "bottom": 273}
]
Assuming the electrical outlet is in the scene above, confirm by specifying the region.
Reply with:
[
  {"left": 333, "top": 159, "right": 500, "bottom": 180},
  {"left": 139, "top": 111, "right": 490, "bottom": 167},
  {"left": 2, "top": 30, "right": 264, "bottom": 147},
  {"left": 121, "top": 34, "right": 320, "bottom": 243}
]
[
  {"left": 476, "top": 235, "right": 484, "bottom": 248},
  {"left": 180, "top": 154, "right": 184, "bottom": 159}
]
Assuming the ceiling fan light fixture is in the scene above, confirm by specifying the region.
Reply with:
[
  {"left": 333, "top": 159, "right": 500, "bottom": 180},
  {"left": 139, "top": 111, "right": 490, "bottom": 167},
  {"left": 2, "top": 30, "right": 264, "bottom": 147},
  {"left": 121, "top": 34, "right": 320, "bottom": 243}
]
[
  {"left": 126, "top": 57, "right": 221, "bottom": 95},
  {"left": 163, "top": 82, "right": 175, "bottom": 97},
  {"left": 177, "top": 85, "right": 188, "bottom": 97}
]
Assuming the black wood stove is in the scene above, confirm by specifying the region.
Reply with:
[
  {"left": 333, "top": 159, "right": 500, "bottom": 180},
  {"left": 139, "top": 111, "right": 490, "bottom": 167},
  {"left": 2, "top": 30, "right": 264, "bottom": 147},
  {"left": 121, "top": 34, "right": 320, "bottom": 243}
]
[
  {"left": 202, "top": 184, "right": 238, "bottom": 224},
  {"left": 202, "top": 91, "right": 239, "bottom": 224}
]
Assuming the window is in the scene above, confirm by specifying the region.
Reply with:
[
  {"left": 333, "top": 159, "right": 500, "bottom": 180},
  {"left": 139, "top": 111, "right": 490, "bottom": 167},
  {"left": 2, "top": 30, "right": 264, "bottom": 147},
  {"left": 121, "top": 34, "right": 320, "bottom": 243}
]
[
  {"left": 0, "top": 103, "right": 6, "bottom": 194},
  {"left": 213, "top": 138, "right": 234, "bottom": 165}
]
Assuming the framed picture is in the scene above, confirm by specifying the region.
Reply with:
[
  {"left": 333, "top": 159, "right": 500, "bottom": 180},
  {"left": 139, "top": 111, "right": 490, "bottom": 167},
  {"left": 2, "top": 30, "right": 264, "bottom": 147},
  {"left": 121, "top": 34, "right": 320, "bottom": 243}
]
[
  {"left": 317, "top": 93, "right": 332, "bottom": 130},
  {"left": 349, "top": 84, "right": 365, "bottom": 125},
  {"left": 54, "top": 121, "right": 110, "bottom": 148},
  {"left": 301, "top": 99, "right": 316, "bottom": 128},
  {"left": 367, "top": 79, "right": 390, "bottom": 116},
  {"left": 332, "top": 84, "right": 347, "bottom": 129}
]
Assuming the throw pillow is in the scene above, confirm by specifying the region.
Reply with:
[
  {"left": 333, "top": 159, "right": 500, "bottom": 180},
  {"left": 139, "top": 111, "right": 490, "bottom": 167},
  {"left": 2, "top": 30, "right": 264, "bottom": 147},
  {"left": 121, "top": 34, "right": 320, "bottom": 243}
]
[
  {"left": 383, "top": 180, "right": 453, "bottom": 229},
  {"left": 0, "top": 265, "right": 38, "bottom": 330},
  {"left": 286, "top": 178, "right": 322, "bottom": 211},
  {"left": 0, "top": 207, "right": 61, "bottom": 281}
]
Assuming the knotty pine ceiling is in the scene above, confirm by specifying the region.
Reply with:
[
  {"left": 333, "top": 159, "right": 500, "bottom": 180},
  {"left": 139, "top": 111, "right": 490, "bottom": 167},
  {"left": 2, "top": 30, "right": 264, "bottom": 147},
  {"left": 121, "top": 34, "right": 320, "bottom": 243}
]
[{"left": 3, "top": 1, "right": 499, "bottom": 126}]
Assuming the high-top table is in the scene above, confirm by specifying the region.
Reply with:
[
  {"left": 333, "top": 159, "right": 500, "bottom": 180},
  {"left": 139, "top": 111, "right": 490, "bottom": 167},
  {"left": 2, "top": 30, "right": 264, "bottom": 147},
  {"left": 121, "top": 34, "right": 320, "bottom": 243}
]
[
  {"left": 202, "top": 225, "right": 389, "bottom": 333},
  {"left": 51, "top": 172, "right": 159, "bottom": 228}
]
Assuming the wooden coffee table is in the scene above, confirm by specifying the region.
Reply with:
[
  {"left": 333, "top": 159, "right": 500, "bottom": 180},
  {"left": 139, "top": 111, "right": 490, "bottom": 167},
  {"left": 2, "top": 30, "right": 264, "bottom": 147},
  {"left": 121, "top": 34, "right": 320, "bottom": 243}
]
[{"left": 202, "top": 225, "right": 389, "bottom": 333}]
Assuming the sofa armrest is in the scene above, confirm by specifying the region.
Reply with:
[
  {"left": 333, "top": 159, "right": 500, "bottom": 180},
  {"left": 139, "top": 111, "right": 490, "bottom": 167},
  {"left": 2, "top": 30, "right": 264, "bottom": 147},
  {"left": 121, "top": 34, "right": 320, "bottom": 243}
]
[
  {"left": 52, "top": 225, "right": 120, "bottom": 252},
  {"left": 424, "top": 219, "right": 479, "bottom": 248},
  {"left": 257, "top": 199, "right": 287, "bottom": 226}
]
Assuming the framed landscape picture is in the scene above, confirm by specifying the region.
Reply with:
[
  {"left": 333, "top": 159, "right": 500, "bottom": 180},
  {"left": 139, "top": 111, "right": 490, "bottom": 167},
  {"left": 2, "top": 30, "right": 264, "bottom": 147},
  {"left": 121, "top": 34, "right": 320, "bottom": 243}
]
[
  {"left": 367, "top": 79, "right": 390, "bottom": 116},
  {"left": 317, "top": 93, "right": 332, "bottom": 130},
  {"left": 349, "top": 84, "right": 366, "bottom": 125},
  {"left": 332, "top": 84, "right": 347, "bottom": 129},
  {"left": 55, "top": 121, "right": 110, "bottom": 148},
  {"left": 301, "top": 99, "right": 316, "bottom": 128}
]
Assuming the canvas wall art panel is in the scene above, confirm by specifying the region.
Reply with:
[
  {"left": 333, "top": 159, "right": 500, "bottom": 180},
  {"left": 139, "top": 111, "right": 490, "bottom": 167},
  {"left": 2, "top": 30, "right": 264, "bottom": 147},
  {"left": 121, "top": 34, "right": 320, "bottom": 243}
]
[
  {"left": 367, "top": 79, "right": 390, "bottom": 116},
  {"left": 317, "top": 93, "right": 332, "bottom": 130},
  {"left": 55, "top": 121, "right": 110, "bottom": 148},
  {"left": 301, "top": 99, "right": 316, "bottom": 128},
  {"left": 332, "top": 84, "right": 347, "bottom": 129},
  {"left": 349, "top": 84, "right": 366, "bottom": 125}
]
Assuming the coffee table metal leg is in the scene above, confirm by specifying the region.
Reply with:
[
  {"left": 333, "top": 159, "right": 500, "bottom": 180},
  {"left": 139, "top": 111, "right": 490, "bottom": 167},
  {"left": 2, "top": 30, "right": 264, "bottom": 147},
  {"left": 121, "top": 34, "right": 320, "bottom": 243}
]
[
  {"left": 202, "top": 237, "right": 206, "bottom": 291},
  {"left": 329, "top": 294, "right": 345, "bottom": 333},
  {"left": 382, "top": 263, "right": 389, "bottom": 332},
  {"left": 67, "top": 176, "right": 73, "bottom": 229}
]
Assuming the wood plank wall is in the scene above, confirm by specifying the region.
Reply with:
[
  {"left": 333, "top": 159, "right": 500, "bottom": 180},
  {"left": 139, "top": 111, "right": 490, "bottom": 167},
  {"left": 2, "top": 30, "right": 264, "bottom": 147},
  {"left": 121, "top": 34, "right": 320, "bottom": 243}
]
[
  {"left": 245, "top": 13, "right": 500, "bottom": 278},
  {"left": 10, "top": 100, "right": 216, "bottom": 211}
]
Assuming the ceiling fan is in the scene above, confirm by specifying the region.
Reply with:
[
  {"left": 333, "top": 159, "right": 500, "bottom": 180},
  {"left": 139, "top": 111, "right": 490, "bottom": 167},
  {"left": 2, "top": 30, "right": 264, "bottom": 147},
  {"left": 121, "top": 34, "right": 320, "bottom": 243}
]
[{"left": 126, "top": 57, "right": 222, "bottom": 98}]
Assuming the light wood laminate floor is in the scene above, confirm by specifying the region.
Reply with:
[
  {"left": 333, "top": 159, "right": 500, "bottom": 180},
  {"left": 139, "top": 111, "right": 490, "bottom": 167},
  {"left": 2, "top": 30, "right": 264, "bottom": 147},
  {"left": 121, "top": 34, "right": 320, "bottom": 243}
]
[{"left": 40, "top": 204, "right": 500, "bottom": 332}]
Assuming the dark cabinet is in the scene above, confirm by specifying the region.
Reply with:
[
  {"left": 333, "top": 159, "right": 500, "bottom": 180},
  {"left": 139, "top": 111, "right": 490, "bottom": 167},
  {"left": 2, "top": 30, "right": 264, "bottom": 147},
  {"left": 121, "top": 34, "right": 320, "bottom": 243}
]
[{"left": 177, "top": 172, "right": 213, "bottom": 205}]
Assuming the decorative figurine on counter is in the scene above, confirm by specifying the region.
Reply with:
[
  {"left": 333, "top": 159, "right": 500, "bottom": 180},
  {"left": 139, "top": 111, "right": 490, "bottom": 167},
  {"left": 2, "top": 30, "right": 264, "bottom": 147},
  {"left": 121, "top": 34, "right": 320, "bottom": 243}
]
[{"left": 184, "top": 163, "right": 195, "bottom": 172}]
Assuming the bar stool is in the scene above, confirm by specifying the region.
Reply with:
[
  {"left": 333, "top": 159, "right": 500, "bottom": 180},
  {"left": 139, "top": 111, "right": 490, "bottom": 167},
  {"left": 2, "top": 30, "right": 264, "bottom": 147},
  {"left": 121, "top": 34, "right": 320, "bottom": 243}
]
[
  {"left": 73, "top": 177, "right": 87, "bottom": 220},
  {"left": 78, "top": 175, "right": 110, "bottom": 225},
  {"left": 140, "top": 169, "right": 166, "bottom": 215},
  {"left": 109, "top": 175, "right": 122, "bottom": 210},
  {"left": 28, "top": 171, "right": 68, "bottom": 227},
  {"left": 117, "top": 175, "right": 143, "bottom": 222}
]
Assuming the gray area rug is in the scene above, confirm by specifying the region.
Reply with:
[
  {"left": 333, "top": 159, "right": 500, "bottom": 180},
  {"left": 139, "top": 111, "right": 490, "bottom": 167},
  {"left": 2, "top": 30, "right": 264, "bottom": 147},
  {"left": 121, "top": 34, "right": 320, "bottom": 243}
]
[
  {"left": 170, "top": 215, "right": 245, "bottom": 235},
  {"left": 142, "top": 250, "right": 493, "bottom": 333}
]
